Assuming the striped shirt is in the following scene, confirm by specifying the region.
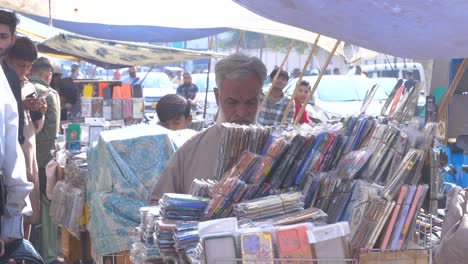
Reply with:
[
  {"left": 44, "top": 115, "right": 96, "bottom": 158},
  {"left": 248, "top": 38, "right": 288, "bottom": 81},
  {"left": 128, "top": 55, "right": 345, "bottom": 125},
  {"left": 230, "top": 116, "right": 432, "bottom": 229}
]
[{"left": 257, "top": 93, "right": 295, "bottom": 126}]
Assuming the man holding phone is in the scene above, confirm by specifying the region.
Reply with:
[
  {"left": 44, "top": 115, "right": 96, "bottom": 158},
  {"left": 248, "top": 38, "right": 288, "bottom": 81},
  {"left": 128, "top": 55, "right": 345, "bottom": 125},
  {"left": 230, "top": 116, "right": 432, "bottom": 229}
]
[{"left": 5, "top": 36, "right": 45, "bottom": 238}]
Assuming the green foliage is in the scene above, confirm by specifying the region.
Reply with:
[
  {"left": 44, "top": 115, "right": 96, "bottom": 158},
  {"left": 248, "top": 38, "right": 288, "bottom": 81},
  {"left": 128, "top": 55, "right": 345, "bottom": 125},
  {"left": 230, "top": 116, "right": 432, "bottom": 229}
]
[
  {"left": 217, "top": 30, "right": 310, "bottom": 54},
  {"left": 264, "top": 35, "right": 308, "bottom": 54}
]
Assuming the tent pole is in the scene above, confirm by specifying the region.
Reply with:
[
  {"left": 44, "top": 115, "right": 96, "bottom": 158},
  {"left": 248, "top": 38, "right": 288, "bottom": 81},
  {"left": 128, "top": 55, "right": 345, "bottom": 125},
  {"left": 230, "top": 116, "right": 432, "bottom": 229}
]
[
  {"left": 294, "top": 40, "right": 341, "bottom": 124},
  {"left": 203, "top": 36, "right": 215, "bottom": 120},
  {"left": 91, "top": 65, "right": 98, "bottom": 79},
  {"left": 438, "top": 58, "right": 468, "bottom": 120},
  {"left": 236, "top": 31, "right": 245, "bottom": 53},
  {"left": 279, "top": 34, "right": 320, "bottom": 125},
  {"left": 437, "top": 58, "right": 468, "bottom": 143},
  {"left": 257, "top": 39, "right": 296, "bottom": 116}
]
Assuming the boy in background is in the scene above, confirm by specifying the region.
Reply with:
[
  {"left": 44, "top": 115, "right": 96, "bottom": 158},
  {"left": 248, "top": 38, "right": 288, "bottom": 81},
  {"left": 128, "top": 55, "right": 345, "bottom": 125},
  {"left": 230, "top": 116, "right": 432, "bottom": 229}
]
[{"left": 156, "top": 94, "right": 192, "bottom": 130}]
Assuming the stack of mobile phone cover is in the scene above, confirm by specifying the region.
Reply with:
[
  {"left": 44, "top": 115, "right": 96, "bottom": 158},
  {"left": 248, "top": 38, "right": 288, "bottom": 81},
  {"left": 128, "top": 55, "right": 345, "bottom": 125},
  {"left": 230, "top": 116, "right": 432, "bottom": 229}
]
[
  {"left": 325, "top": 179, "right": 356, "bottom": 224},
  {"left": 130, "top": 242, "right": 163, "bottom": 264},
  {"left": 275, "top": 223, "right": 315, "bottom": 263},
  {"left": 303, "top": 132, "right": 336, "bottom": 175},
  {"left": 408, "top": 122, "right": 437, "bottom": 186},
  {"left": 155, "top": 219, "right": 184, "bottom": 262},
  {"left": 302, "top": 172, "right": 324, "bottom": 209},
  {"left": 269, "top": 134, "right": 307, "bottom": 190},
  {"left": 173, "top": 222, "right": 200, "bottom": 262},
  {"left": 243, "top": 138, "right": 289, "bottom": 200},
  {"left": 313, "top": 176, "right": 339, "bottom": 213},
  {"left": 159, "top": 193, "right": 210, "bottom": 221},
  {"left": 293, "top": 133, "right": 328, "bottom": 188},
  {"left": 341, "top": 180, "right": 382, "bottom": 234},
  {"left": 234, "top": 192, "right": 304, "bottom": 221},
  {"left": 380, "top": 79, "right": 404, "bottom": 117},
  {"left": 382, "top": 148, "right": 424, "bottom": 201},
  {"left": 189, "top": 179, "right": 218, "bottom": 198},
  {"left": 205, "top": 151, "right": 260, "bottom": 219},
  {"left": 400, "top": 184, "right": 429, "bottom": 250},
  {"left": 343, "top": 116, "right": 376, "bottom": 154},
  {"left": 240, "top": 230, "right": 275, "bottom": 264},
  {"left": 363, "top": 125, "right": 402, "bottom": 183},
  {"left": 334, "top": 150, "right": 372, "bottom": 180},
  {"left": 270, "top": 207, "right": 328, "bottom": 226},
  {"left": 428, "top": 147, "right": 442, "bottom": 214},
  {"left": 380, "top": 184, "right": 429, "bottom": 251},
  {"left": 350, "top": 196, "right": 395, "bottom": 250},
  {"left": 215, "top": 123, "right": 270, "bottom": 181}
]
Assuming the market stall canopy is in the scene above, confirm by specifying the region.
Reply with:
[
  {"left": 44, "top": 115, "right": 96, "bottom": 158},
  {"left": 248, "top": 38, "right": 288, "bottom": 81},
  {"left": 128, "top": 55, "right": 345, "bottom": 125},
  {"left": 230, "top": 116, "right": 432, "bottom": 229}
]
[
  {"left": 2, "top": 0, "right": 344, "bottom": 56},
  {"left": 234, "top": 0, "right": 468, "bottom": 60},
  {"left": 37, "top": 34, "right": 226, "bottom": 69}
]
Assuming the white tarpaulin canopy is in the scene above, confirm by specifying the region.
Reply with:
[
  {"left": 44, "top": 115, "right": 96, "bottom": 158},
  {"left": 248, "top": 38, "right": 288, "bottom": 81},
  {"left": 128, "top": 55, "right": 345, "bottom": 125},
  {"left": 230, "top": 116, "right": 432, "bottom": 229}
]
[
  {"left": 234, "top": 0, "right": 468, "bottom": 59},
  {"left": 1, "top": 0, "right": 345, "bottom": 56}
]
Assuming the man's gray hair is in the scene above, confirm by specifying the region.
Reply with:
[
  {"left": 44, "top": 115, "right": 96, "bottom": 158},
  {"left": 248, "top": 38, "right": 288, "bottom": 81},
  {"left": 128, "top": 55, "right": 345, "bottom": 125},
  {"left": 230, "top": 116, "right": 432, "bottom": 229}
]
[{"left": 215, "top": 53, "right": 267, "bottom": 88}]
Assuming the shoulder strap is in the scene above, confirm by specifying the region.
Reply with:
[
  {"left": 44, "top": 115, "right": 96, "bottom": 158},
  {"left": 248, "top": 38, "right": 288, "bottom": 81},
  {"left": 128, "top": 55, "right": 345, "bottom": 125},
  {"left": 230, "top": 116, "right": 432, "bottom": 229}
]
[{"left": 131, "top": 77, "right": 140, "bottom": 86}]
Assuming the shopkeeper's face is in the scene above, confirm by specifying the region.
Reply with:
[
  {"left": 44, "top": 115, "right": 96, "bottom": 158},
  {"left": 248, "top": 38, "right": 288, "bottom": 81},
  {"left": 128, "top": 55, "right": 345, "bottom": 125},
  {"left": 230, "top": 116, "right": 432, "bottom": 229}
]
[{"left": 214, "top": 74, "right": 261, "bottom": 125}]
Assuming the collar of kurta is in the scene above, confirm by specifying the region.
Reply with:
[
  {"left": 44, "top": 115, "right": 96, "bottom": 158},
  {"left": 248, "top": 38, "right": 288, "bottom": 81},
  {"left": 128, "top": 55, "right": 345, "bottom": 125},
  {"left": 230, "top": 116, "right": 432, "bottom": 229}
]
[{"left": 28, "top": 76, "right": 50, "bottom": 87}]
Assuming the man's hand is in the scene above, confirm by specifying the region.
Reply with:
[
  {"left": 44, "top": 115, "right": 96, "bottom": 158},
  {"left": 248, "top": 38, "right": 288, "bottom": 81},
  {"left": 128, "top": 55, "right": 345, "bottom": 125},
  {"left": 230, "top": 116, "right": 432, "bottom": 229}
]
[
  {"left": 22, "top": 98, "right": 48, "bottom": 114},
  {"left": 38, "top": 97, "right": 48, "bottom": 114}
]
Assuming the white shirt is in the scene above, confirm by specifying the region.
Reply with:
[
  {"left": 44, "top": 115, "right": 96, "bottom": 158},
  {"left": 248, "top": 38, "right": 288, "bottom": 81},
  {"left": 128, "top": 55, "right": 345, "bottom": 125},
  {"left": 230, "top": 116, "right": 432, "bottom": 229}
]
[{"left": 0, "top": 64, "right": 33, "bottom": 238}]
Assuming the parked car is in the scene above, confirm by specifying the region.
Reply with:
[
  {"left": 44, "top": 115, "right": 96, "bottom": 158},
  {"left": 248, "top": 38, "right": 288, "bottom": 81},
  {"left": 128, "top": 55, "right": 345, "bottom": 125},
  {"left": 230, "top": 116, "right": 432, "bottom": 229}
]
[
  {"left": 347, "top": 62, "right": 427, "bottom": 93},
  {"left": 192, "top": 73, "right": 218, "bottom": 122},
  {"left": 284, "top": 75, "right": 391, "bottom": 122},
  {"left": 139, "top": 72, "right": 175, "bottom": 114}
]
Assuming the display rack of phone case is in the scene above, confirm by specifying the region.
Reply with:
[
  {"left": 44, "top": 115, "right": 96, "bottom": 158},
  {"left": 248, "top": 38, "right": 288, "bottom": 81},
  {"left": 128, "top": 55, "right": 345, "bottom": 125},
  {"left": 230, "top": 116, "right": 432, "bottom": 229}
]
[
  {"left": 76, "top": 80, "right": 144, "bottom": 122},
  {"left": 132, "top": 79, "right": 441, "bottom": 264}
]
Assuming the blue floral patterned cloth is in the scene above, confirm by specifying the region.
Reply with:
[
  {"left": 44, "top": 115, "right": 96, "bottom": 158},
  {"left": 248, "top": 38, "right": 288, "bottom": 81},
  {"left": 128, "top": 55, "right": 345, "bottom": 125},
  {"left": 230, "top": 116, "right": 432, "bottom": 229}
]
[{"left": 87, "top": 124, "right": 196, "bottom": 255}]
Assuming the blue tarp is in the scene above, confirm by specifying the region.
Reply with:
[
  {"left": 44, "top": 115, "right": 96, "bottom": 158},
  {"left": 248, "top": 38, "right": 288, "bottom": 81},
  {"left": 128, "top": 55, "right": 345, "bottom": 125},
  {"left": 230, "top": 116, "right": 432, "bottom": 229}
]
[{"left": 23, "top": 13, "right": 227, "bottom": 43}]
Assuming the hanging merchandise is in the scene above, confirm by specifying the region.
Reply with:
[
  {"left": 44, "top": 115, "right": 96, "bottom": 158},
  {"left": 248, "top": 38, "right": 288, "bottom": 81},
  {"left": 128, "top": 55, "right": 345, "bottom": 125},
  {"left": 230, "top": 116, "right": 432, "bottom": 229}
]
[{"left": 129, "top": 77, "right": 442, "bottom": 263}]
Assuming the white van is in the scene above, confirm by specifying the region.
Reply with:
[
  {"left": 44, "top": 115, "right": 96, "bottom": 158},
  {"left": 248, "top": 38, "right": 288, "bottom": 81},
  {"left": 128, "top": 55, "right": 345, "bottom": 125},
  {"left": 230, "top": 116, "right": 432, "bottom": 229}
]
[{"left": 348, "top": 62, "right": 427, "bottom": 93}]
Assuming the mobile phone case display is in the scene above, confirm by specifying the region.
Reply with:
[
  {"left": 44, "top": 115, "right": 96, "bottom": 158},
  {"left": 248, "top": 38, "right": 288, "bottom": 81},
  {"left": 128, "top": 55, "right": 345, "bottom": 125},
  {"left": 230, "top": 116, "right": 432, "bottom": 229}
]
[
  {"left": 132, "top": 81, "right": 439, "bottom": 263},
  {"left": 131, "top": 194, "right": 211, "bottom": 264},
  {"left": 79, "top": 81, "right": 143, "bottom": 121},
  {"left": 197, "top": 220, "right": 351, "bottom": 264}
]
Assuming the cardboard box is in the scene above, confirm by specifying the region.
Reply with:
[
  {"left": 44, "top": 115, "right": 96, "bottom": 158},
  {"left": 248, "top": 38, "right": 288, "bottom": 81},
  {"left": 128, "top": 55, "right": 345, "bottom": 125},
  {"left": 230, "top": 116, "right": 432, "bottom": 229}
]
[
  {"left": 62, "top": 230, "right": 91, "bottom": 264},
  {"left": 102, "top": 251, "right": 131, "bottom": 264}
]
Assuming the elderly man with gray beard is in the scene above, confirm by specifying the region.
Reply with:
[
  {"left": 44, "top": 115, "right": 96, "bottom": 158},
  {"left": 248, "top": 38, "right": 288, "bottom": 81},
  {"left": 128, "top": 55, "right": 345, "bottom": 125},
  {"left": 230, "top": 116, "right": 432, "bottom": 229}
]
[{"left": 150, "top": 53, "right": 267, "bottom": 201}]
